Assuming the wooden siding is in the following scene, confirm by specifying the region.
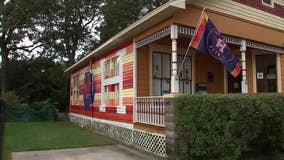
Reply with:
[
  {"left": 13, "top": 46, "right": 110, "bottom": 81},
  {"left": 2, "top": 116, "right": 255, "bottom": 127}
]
[
  {"left": 70, "top": 42, "right": 134, "bottom": 124},
  {"left": 189, "top": 0, "right": 284, "bottom": 31},
  {"left": 137, "top": 45, "right": 150, "bottom": 96},
  {"left": 173, "top": 6, "right": 284, "bottom": 47},
  {"left": 195, "top": 52, "right": 225, "bottom": 93},
  {"left": 233, "top": 0, "right": 284, "bottom": 18}
]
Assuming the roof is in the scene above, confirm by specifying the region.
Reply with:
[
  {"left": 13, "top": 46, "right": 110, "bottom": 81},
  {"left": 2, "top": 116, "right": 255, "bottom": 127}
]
[
  {"left": 65, "top": 0, "right": 188, "bottom": 73},
  {"left": 65, "top": 0, "right": 284, "bottom": 73}
]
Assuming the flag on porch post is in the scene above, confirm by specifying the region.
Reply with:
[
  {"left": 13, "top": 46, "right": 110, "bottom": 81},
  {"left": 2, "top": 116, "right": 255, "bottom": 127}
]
[{"left": 191, "top": 13, "right": 241, "bottom": 77}]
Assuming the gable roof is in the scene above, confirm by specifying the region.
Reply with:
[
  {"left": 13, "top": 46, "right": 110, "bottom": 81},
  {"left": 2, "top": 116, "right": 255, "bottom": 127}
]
[
  {"left": 65, "top": 0, "right": 284, "bottom": 73},
  {"left": 65, "top": 0, "right": 187, "bottom": 73}
]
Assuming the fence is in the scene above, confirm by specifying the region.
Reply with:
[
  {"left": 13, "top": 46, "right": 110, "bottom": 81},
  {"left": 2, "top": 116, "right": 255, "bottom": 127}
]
[{"left": 135, "top": 97, "right": 165, "bottom": 127}]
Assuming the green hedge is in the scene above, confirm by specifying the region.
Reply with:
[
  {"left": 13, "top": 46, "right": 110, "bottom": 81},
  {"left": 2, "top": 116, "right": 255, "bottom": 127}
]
[
  {"left": 4, "top": 100, "right": 58, "bottom": 122},
  {"left": 175, "top": 94, "right": 284, "bottom": 160}
]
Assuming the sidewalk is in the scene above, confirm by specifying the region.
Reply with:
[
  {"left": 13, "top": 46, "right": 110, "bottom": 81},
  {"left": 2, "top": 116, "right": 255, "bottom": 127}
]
[{"left": 12, "top": 145, "right": 156, "bottom": 160}]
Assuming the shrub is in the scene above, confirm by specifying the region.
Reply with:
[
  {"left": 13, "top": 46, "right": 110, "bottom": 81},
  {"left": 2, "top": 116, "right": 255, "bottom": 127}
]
[
  {"left": 175, "top": 94, "right": 284, "bottom": 160},
  {"left": 2, "top": 91, "right": 26, "bottom": 107}
]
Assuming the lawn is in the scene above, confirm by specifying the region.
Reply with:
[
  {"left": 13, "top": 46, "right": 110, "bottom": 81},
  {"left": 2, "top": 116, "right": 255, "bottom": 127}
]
[{"left": 2, "top": 121, "right": 114, "bottom": 160}]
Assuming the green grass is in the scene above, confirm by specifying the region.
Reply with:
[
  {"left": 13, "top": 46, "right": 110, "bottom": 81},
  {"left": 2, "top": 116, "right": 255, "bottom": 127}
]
[{"left": 2, "top": 121, "right": 114, "bottom": 160}]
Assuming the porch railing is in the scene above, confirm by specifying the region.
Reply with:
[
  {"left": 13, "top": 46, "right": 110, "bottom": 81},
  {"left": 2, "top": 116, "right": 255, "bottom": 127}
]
[{"left": 135, "top": 96, "right": 165, "bottom": 127}]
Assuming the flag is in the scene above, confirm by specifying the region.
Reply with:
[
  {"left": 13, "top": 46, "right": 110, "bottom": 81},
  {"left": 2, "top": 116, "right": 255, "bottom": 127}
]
[{"left": 191, "top": 13, "right": 241, "bottom": 77}]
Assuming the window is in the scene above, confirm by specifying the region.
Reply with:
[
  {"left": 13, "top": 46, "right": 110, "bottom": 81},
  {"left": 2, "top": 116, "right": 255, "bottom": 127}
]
[
  {"left": 104, "top": 60, "right": 111, "bottom": 79},
  {"left": 103, "top": 56, "right": 119, "bottom": 79},
  {"left": 262, "top": 0, "right": 274, "bottom": 7},
  {"left": 152, "top": 52, "right": 192, "bottom": 96},
  {"left": 153, "top": 52, "right": 171, "bottom": 96},
  {"left": 113, "top": 57, "right": 119, "bottom": 77},
  {"left": 73, "top": 74, "right": 79, "bottom": 103},
  {"left": 100, "top": 49, "right": 125, "bottom": 112},
  {"left": 104, "top": 84, "right": 119, "bottom": 106},
  {"left": 256, "top": 54, "right": 277, "bottom": 92},
  {"left": 178, "top": 55, "right": 192, "bottom": 94}
]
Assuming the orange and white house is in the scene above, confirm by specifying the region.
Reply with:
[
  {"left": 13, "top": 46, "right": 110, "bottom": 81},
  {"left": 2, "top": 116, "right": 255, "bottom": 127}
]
[{"left": 65, "top": 0, "right": 284, "bottom": 157}]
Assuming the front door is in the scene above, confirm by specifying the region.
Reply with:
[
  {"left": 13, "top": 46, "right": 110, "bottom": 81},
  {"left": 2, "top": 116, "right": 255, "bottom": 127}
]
[{"left": 228, "top": 72, "right": 242, "bottom": 93}]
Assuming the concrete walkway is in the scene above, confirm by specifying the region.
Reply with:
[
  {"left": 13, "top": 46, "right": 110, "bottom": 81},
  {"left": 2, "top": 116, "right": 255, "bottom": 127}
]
[{"left": 12, "top": 145, "right": 156, "bottom": 160}]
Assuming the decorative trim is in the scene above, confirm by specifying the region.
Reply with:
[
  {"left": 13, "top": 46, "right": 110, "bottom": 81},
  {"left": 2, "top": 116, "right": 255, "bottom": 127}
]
[
  {"left": 277, "top": 53, "right": 282, "bottom": 93},
  {"left": 102, "top": 76, "right": 120, "bottom": 86},
  {"left": 246, "top": 41, "right": 284, "bottom": 54},
  {"left": 133, "top": 42, "right": 138, "bottom": 121},
  {"left": 179, "top": 25, "right": 284, "bottom": 53},
  {"left": 137, "top": 25, "right": 284, "bottom": 54},
  {"left": 117, "top": 106, "right": 126, "bottom": 114},
  {"left": 99, "top": 105, "right": 106, "bottom": 112},
  {"left": 252, "top": 52, "right": 257, "bottom": 93},
  {"left": 136, "top": 27, "right": 171, "bottom": 48},
  {"left": 70, "top": 113, "right": 133, "bottom": 129},
  {"left": 69, "top": 113, "right": 166, "bottom": 157},
  {"left": 118, "top": 49, "right": 126, "bottom": 107}
]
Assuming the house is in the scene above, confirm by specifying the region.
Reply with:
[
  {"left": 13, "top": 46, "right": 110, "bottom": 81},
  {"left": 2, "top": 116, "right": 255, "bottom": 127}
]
[{"left": 65, "top": 0, "right": 284, "bottom": 157}]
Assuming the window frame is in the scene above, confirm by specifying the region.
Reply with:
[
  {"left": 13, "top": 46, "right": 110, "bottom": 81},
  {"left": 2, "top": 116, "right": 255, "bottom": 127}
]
[
  {"left": 72, "top": 74, "right": 80, "bottom": 104},
  {"left": 262, "top": 0, "right": 274, "bottom": 8},
  {"left": 152, "top": 51, "right": 192, "bottom": 96},
  {"left": 255, "top": 54, "right": 277, "bottom": 93},
  {"left": 100, "top": 49, "right": 126, "bottom": 114}
]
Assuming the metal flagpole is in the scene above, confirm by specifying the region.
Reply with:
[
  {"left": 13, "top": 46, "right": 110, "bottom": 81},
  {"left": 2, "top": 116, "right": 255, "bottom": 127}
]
[{"left": 178, "top": 8, "right": 206, "bottom": 77}]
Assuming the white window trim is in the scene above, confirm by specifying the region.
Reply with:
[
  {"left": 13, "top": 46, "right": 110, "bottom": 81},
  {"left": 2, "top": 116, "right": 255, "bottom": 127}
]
[
  {"left": 262, "top": 0, "right": 274, "bottom": 8},
  {"left": 100, "top": 48, "right": 126, "bottom": 114},
  {"left": 72, "top": 73, "right": 80, "bottom": 105}
]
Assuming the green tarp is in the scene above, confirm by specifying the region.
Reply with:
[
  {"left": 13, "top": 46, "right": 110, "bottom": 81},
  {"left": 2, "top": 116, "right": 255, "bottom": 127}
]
[{"left": 4, "top": 103, "right": 57, "bottom": 122}]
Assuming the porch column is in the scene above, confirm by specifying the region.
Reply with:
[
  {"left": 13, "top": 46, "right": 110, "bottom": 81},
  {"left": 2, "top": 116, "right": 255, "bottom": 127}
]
[
  {"left": 171, "top": 24, "right": 179, "bottom": 93},
  {"left": 240, "top": 40, "right": 248, "bottom": 93}
]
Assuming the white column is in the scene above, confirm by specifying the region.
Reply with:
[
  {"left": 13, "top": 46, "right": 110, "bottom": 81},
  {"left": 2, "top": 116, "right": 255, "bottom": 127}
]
[
  {"left": 240, "top": 40, "right": 248, "bottom": 93},
  {"left": 171, "top": 24, "right": 179, "bottom": 93}
]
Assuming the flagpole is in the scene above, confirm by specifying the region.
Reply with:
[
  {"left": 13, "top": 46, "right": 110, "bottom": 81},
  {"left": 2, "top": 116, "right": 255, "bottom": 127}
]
[{"left": 178, "top": 8, "right": 206, "bottom": 77}]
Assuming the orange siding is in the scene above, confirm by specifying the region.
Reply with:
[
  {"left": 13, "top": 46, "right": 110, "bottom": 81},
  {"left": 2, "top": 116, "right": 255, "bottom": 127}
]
[
  {"left": 137, "top": 46, "right": 150, "bottom": 96},
  {"left": 195, "top": 52, "right": 225, "bottom": 93},
  {"left": 173, "top": 6, "right": 284, "bottom": 47},
  {"left": 70, "top": 42, "right": 134, "bottom": 124}
]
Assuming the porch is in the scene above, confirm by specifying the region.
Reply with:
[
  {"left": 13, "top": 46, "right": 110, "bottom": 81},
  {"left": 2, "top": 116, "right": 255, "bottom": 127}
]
[{"left": 133, "top": 24, "right": 284, "bottom": 134}]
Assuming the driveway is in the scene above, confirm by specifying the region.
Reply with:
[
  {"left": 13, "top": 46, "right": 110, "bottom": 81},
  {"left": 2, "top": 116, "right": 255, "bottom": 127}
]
[{"left": 12, "top": 145, "right": 156, "bottom": 160}]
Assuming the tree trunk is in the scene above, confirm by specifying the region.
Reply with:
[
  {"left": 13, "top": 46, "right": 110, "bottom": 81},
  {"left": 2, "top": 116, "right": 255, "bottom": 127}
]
[{"left": 1, "top": 46, "right": 9, "bottom": 96}]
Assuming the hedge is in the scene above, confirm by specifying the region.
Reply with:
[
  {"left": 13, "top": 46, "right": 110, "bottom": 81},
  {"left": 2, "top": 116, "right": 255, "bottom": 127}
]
[{"left": 175, "top": 94, "right": 284, "bottom": 160}]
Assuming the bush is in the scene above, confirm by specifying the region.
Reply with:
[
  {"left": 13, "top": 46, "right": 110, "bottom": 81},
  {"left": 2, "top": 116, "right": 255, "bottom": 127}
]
[
  {"left": 175, "top": 94, "right": 284, "bottom": 160},
  {"left": 5, "top": 99, "right": 58, "bottom": 122},
  {"left": 2, "top": 91, "right": 26, "bottom": 107}
]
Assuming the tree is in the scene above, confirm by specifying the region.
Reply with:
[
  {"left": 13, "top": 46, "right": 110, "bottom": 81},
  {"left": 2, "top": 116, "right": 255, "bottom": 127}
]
[
  {"left": 0, "top": 0, "right": 51, "bottom": 95},
  {"left": 9, "top": 57, "right": 68, "bottom": 111},
  {"left": 36, "top": 0, "right": 102, "bottom": 67},
  {"left": 98, "top": 0, "right": 169, "bottom": 43}
]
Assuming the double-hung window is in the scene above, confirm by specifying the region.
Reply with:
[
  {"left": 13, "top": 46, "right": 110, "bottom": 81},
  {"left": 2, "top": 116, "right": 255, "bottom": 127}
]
[
  {"left": 152, "top": 52, "right": 192, "bottom": 96},
  {"left": 100, "top": 49, "right": 126, "bottom": 114},
  {"left": 73, "top": 74, "right": 79, "bottom": 104}
]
